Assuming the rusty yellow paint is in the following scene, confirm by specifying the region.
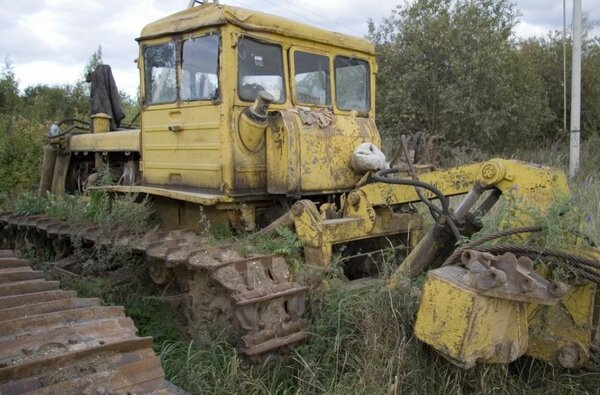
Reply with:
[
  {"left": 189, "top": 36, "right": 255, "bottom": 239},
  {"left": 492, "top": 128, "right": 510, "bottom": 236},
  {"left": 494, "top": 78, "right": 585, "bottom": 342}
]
[
  {"left": 138, "top": 4, "right": 375, "bottom": 55},
  {"left": 414, "top": 266, "right": 528, "bottom": 368},
  {"left": 91, "top": 113, "right": 111, "bottom": 133},
  {"left": 292, "top": 198, "right": 423, "bottom": 266},
  {"left": 132, "top": 7, "right": 378, "bottom": 199},
  {"left": 140, "top": 101, "right": 224, "bottom": 189},
  {"left": 358, "top": 159, "right": 568, "bottom": 209},
  {"left": 294, "top": 159, "right": 570, "bottom": 267},
  {"left": 68, "top": 130, "right": 141, "bottom": 153},
  {"left": 266, "top": 111, "right": 380, "bottom": 195},
  {"left": 527, "top": 282, "right": 596, "bottom": 368}
]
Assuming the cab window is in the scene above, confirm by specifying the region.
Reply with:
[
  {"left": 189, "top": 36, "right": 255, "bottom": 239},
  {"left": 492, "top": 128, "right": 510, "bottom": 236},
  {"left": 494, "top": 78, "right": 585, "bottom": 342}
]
[
  {"left": 181, "top": 34, "right": 219, "bottom": 101},
  {"left": 144, "top": 42, "right": 177, "bottom": 104},
  {"left": 238, "top": 37, "right": 285, "bottom": 103},
  {"left": 294, "top": 51, "right": 330, "bottom": 106},
  {"left": 334, "top": 56, "right": 370, "bottom": 112}
]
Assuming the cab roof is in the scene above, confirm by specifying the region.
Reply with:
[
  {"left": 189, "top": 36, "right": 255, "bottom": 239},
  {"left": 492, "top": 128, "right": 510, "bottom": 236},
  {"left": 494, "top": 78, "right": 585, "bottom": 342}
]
[{"left": 138, "top": 3, "right": 375, "bottom": 56}]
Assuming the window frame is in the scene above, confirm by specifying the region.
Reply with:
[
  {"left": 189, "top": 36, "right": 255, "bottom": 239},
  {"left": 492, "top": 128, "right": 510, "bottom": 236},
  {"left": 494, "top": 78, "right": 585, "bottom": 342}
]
[
  {"left": 333, "top": 55, "right": 371, "bottom": 114},
  {"left": 290, "top": 47, "right": 332, "bottom": 108},
  {"left": 236, "top": 35, "right": 287, "bottom": 104}
]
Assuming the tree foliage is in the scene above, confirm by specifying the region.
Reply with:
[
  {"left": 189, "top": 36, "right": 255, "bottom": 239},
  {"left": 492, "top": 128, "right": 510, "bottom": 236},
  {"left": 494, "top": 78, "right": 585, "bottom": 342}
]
[
  {"left": 369, "top": 0, "right": 600, "bottom": 151},
  {"left": 0, "top": 58, "right": 22, "bottom": 116},
  {"left": 0, "top": 48, "right": 138, "bottom": 205}
]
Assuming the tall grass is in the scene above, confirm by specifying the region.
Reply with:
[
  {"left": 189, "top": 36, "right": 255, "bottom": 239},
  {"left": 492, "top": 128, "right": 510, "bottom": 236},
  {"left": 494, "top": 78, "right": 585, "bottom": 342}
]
[
  {"left": 155, "top": 137, "right": 600, "bottom": 394},
  {"left": 159, "top": 281, "right": 600, "bottom": 394},
  {"left": 13, "top": 190, "right": 154, "bottom": 235}
]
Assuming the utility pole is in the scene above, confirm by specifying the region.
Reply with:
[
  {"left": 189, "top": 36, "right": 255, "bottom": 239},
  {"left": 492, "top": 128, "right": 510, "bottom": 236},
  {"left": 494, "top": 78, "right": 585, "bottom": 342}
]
[
  {"left": 569, "top": 0, "right": 582, "bottom": 179},
  {"left": 563, "top": 0, "right": 567, "bottom": 139}
]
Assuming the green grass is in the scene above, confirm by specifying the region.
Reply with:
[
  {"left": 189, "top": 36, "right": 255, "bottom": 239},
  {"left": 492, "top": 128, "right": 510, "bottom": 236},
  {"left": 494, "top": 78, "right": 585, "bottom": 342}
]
[
  {"left": 3, "top": 136, "right": 600, "bottom": 394},
  {"left": 13, "top": 190, "right": 154, "bottom": 234},
  {"left": 154, "top": 138, "right": 600, "bottom": 395},
  {"left": 158, "top": 282, "right": 600, "bottom": 394}
]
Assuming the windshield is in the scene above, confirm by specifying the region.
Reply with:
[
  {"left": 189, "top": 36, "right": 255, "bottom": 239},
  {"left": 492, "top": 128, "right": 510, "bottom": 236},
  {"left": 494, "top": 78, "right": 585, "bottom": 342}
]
[
  {"left": 238, "top": 37, "right": 285, "bottom": 103},
  {"left": 334, "top": 56, "right": 370, "bottom": 112},
  {"left": 294, "top": 51, "right": 330, "bottom": 106}
]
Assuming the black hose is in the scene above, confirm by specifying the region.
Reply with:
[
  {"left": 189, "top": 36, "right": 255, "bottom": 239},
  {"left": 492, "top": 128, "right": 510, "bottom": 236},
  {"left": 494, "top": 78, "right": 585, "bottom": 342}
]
[
  {"left": 373, "top": 168, "right": 451, "bottom": 217},
  {"left": 399, "top": 134, "right": 442, "bottom": 220},
  {"left": 57, "top": 119, "right": 89, "bottom": 128}
]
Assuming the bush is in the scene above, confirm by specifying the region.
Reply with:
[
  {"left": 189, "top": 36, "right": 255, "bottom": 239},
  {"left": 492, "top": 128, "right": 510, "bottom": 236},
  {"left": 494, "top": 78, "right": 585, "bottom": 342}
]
[{"left": 0, "top": 115, "right": 45, "bottom": 206}]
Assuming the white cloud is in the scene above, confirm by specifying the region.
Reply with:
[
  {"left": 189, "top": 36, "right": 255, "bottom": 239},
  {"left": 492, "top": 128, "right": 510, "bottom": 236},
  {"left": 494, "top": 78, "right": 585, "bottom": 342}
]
[
  {"left": 15, "top": 60, "right": 84, "bottom": 89},
  {"left": 2, "top": 0, "right": 598, "bottom": 97}
]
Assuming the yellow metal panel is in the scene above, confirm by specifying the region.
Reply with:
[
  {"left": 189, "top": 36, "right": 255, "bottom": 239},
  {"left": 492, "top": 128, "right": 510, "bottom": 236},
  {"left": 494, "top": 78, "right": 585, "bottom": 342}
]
[
  {"left": 527, "top": 282, "right": 596, "bottom": 368},
  {"left": 358, "top": 159, "right": 568, "bottom": 208},
  {"left": 266, "top": 110, "right": 381, "bottom": 195},
  {"left": 231, "top": 108, "right": 267, "bottom": 191},
  {"left": 68, "top": 130, "right": 140, "bottom": 152},
  {"left": 141, "top": 103, "right": 223, "bottom": 189},
  {"left": 139, "top": 4, "right": 375, "bottom": 55},
  {"left": 415, "top": 266, "right": 528, "bottom": 368}
]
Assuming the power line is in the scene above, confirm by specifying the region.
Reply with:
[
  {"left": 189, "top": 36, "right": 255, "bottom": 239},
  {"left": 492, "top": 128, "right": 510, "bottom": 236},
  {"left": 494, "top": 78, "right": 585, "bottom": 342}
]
[
  {"left": 225, "top": 0, "right": 360, "bottom": 37},
  {"left": 261, "top": 0, "right": 357, "bottom": 36}
]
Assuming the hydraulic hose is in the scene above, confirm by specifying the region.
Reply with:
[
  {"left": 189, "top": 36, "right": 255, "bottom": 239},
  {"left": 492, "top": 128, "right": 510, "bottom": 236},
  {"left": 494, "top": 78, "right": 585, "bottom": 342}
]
[{"left": 372, "top": 168, "right": 451, "bottom": 217}]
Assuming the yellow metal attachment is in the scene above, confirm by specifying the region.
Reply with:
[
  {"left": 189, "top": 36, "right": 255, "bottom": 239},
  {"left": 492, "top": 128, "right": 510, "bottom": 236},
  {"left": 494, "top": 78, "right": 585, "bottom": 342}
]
[
  {"left": 527, "top": 281, "right": 597, "bottom": 368},
  {"left": 415, "top": 250, "right": 598, "bottom": 369},
  {"left": 415, "top": 265, "right": 529, "bottom": 368}
]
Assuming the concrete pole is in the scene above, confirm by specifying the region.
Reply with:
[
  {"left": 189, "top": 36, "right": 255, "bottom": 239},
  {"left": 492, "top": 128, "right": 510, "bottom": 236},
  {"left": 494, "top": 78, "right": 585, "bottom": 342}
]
[
  {"left": 563, "top": 0, "right": 567, "bottom": 138},
  {"left": 569, "top": 0, "right": 582, "bottom": 179}
]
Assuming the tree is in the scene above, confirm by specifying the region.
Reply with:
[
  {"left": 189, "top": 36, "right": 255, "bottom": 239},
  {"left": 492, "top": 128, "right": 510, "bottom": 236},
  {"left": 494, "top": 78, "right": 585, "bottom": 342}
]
[
  {"left": 84, "top": 46, "right": 103, "bottom": 78},
  {"left": 22, "top": 84, "right": 88, "bottom": 122},
  {"left": 518, "top": 21, "right": 600, "bottom": 141},
  {"left": 368, "top": 0, "right": 551, "bottom": 150},
  {"left": 0, "top": 57, "right": 22, "bottom": 115}
]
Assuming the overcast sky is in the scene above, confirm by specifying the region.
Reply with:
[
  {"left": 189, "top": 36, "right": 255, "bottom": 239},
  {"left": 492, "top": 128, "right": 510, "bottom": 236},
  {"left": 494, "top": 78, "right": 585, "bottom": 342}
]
[{"left": 1, "top": 0, "right": 598, "bottom": 97}]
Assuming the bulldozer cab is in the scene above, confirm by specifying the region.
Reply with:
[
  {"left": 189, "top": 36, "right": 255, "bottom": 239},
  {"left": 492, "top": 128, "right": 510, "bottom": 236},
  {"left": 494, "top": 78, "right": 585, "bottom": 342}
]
[{"left": 136, "top": 3, "right": 379, "bottom": 196}]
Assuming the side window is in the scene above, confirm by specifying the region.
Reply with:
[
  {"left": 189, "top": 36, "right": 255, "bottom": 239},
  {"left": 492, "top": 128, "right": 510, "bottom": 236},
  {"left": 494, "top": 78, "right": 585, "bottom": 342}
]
[
  {"left": 334, "top": 56, "right": 370, "bottom": 112},
  {"left": 144, "top": 42, "right": 177, "bottom": 104},
  {"left": 238, "top": 37, "right": 285, "bottom": 103},
  {"left": 181, "top": 34, "right": 219, "bottom": 101},
  {"left": 294, "top": 51, "right": 330, "bottom": 106}
]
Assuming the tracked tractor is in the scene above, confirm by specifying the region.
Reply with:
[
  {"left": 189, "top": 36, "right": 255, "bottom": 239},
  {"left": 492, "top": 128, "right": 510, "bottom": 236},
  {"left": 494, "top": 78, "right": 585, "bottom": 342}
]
[{"left": 1, "top": 3, "right": 599, "bottom": 389}]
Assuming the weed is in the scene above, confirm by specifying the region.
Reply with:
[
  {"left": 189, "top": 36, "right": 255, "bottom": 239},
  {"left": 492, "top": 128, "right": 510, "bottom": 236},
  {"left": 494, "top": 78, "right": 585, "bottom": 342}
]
[
  {"left": 13, "top": 191, "right": 45, "bottom": 215},
  {"left": 126, "top": 297, "right": 184, "bottom": 346},
  {"left": 242, "top": 227, "right": 304, "bottom": 272}
]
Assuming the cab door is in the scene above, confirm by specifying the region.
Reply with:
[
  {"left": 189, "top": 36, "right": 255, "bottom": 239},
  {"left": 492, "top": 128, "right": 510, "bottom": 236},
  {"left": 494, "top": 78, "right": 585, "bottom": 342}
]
[{"left": 140, "top": 33, "right": 222, "bottom": 190}]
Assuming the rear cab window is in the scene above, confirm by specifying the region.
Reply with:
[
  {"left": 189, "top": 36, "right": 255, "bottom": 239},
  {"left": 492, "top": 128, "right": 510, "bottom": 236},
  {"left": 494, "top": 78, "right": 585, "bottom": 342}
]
[
  {"left": 143, "top": 33, "right": 220, "bottom": 105},
  {"left": 238, "top": 37, "right": 285, "bottom": 103},
  {"left": 144, "top": 42, "right": 177, "bottom": 104}
]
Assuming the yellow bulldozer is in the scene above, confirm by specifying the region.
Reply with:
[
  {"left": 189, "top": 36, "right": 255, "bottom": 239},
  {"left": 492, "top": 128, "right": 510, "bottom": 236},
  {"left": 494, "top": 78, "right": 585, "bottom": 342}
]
[{"left": 1, "top": 2, "right": 599, "bottom": 391}]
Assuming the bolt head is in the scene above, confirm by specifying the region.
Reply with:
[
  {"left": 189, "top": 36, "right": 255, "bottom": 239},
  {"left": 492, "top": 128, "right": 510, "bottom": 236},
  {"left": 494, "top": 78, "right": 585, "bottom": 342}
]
[{"left": 482, "top": 164, "right": 497, "bottom": 179}]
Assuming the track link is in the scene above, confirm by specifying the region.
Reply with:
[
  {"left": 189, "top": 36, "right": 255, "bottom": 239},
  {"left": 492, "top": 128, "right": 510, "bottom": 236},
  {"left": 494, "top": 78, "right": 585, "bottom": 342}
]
[
  {"left": 0, "top": 213, "right": 309, "bottom": 357},
  {"left": 0, "top": 250, "right": 176, "bottom": 394}
]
